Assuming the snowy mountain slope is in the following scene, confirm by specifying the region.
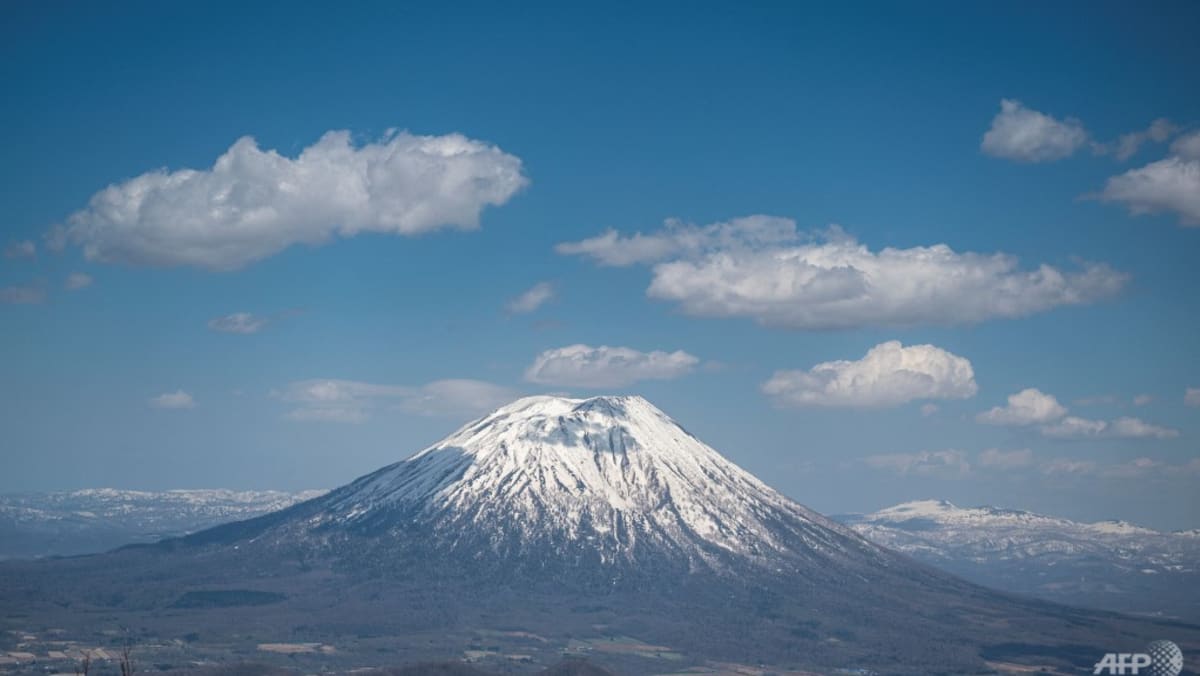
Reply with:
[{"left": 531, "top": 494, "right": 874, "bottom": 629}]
[
  {"left": 295, "top": 395, "right": 877, "bottom": 572},
  {"left": 837, "top": 500, "right": 1200, "bottom": 619},
  {"left": 0, "top": 488, "right": 326, "bottom": 559}
]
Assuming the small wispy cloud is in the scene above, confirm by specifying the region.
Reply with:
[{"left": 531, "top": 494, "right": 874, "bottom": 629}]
[
  {"left": 277, "top": 378, "right": 517, "bottom": 423},
  {"left": 980, "top": 100, "right": 1178, "bottom": 164},
  {"left": 208, "top": 312, "right": 270, "bottom": 334},
  {"left": 4, "top": 240, "right": 36, "bottom": 260},
  {"left": 1040, "top": 458, "right": 1098, "bottom": 476},
  {"left": 149, "top": 390, "right": 196, "bottom": 409},
  {"left": 1042, "top": 456, "right": 1199, "bottom": 479},
  {"left": 978, "top": 388, "right": 1177, "bottom": 439},
  {"left": 1186, "top": 387, "right": 1200, "bottom": 407},
  {"left": 1101, "top": 457, "right": 1165, "bottom": 479},
  {"left": 506, "top": 281, "right": 555, "bottom": 315},
  {"left": 863, "top": 448, "right": 1034, "bottom": 479},
  {"left": 524, "top": 344, "right": 699, "bottom": 388},
  {"left": 1040, "top": 415, "right": 1179, "bottom": 440},
  {"left": 977, "top": 448, "right": 1034, "bottom": 470},
  {"left": 207, "top": 309, "right": 305, "bottom": 334},
  {"left": 1095, "top": 130, "right": 1200, "bottom": 226},
  {"left": 977, "top": 388, "right": 1067, "bottom": 426},
  {"left": 981, "top": 99, "right": 1089, "bottom": 163},
  {"left": 862, "top": 450, "right": 972, "bottom": 479},
  {"left": 64, "top": 272, "right": 93, "bottom": 290},
  {"left": 1111, "top": 118, "right": 1177, "bottom": 161},
  {"left": 0, "top": 283, "right": 46, "bottom": 305}
]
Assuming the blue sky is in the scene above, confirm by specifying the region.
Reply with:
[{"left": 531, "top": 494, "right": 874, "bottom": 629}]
[{"left": 2, "top": 1, "right": 1198, "bottom": 529}]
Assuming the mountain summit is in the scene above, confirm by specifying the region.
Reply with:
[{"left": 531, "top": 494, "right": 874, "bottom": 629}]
[{"left": 304, "top": 395, "right": 875, "bottom": 573}]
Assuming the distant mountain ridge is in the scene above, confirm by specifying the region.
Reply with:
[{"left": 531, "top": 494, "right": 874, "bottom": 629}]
[
  {"left": 837, "top": 499, "right": 1200, "bottom": 620},
  {"left": 0, "top": 488, "right": 326, "bottom": 559}
]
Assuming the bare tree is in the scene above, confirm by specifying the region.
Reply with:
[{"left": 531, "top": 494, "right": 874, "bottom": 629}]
[
  {"left": 74, "top": 650, "right": 91, "bottom": 676},
  {"left": 119, "top": 643, "right": 134, "bottom": 676}
]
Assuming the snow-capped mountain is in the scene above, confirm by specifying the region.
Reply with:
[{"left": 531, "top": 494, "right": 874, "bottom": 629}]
[
  {"left": 0, "top": 488, "right": 325, "bottom": 559},
  {"left": 300, "top": 395, "right": 876, "bottom": 572},
  {"left": 7, "top": 396, "right": 1197, "bottom": 675},
  {"left": 837, "top": 499, "right": 1200, "bottom": 620}
]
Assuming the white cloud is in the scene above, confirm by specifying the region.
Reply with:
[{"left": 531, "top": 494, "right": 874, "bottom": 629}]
[
  {"left": 1113, "top": 118, "right": 1177, "bottom": 161},
  {"left": 0, "top": 284, "right": 45, "bottom": 304},
  {"left": 1038, "top": 415, "right": 1105, "bottom": 438},
  {"left": 506, "top": 281, "right": 555, "bottom": 314},
  {"left": 4, "top": 240, "right": 36, "bottom": 259},
  {"left": 1171, "top": 131, "right": 1200, "bottom": 161},
  {"left": 1040, "top": 415, "right": 1179, "bottom": 440},
  {"left": 1043, "top": 456, "right": 1196, "bottom": 479},
  {"left": 920, "top": 403, "right": 939, "bottom": 417},
  {"left": 208, "top": 312, "right": 268, "bottom": 334},
  {"left": 62, "top": 129, "right": 528, "bottom": 270},
  {"left": 397, "top": 379, "right": 519, "bottom": 417},
  {"left": 977, "top": 448, "right": 1035, "bottom": 470},
  {"left": 1102, "top": 457, "right": 1165, "bottom": 479},
  {"left": 1132, "top": 394, "right": 1152, "bottom": 407},
  {"left": 1186, "top": 387, "right": 1200, "bottom": 407},
  {"left": 524, "top": 344, "right": 699, "bottom": 389},
  {"left": 555, "top": 229, "right": 678, "bottom": 267},
  {"left": 149, "top": 390, "right": 195, "bottom": 409},
  {"left": 980, "top": 99, "right": 1089, "bottom": 162},
  {"left": 559, "top": 218, "right": 1125, "bottom": 330},
  {"left": 761, "top": 341, "right": 977, "bottom": 409},
  {"left": 1107, "top": 416, "right": 1181, "bottom": 439},
  {"left": 978, "top": 387, "right": 1177, "bottom": 439},
  {"left": 555, "top": 215, "right": 797, "bottom": 267},
  {"left": 278, "top": 378, "right": 516, "bottom": 423},
  {"left": 43, "top": 225, "right": 67, "bottom": 253},
  {"left": 1041, "top": 458, "right": 1097, "bottom": 476},
  {"left": 862, "top": 450, "right": 971, "bottom": 479},
  {"left": 979, "top": 102, "right": 1177, "bottom": 163},
  {"left": 1097, "top": 132, "right": 1200, "bottom": 225},
  {"left": 64, "top": 273, "right": 93, "bottom": 290},
  {"left": 976, "top": 388, "right": 1068, "bottom": 426}
]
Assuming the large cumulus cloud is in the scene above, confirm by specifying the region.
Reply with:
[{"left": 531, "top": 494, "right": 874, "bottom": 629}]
[
  {"left": 63, "top": 130, "right": 528, "bottom": 270},
  {"left": 558, "top": 217, "right": 1125, "bottom": 330}
]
